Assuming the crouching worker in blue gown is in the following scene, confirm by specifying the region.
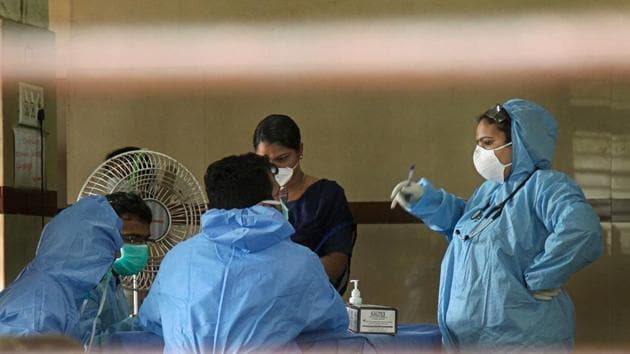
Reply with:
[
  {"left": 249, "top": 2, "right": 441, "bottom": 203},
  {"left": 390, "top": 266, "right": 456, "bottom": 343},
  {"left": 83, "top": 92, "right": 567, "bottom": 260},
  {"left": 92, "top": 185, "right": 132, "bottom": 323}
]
[
  {"left": 0, "top": 193, "right": 150, "bottom": 348},
  {"left": 137, "top": 153, "right": 348, "bottom": 353},
  {"left": 78, "top": 192, "right": 152, "bottom": 348},
  {"left": 390, "top": 99, "right": 603, "bottom": 352}
]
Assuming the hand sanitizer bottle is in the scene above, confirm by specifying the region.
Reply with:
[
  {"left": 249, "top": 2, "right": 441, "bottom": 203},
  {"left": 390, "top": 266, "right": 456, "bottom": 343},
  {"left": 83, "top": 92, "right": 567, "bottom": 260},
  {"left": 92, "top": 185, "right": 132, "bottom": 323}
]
[{"left": 349, "top": 279, "right": 362, "bottom": 306}]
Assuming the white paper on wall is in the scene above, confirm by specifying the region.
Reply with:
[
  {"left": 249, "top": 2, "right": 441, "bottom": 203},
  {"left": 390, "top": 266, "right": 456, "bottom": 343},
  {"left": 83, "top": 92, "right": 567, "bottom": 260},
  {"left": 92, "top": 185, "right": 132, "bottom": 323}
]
[{"left": 14, "top": 126, "right": 43, "bottom": 188}]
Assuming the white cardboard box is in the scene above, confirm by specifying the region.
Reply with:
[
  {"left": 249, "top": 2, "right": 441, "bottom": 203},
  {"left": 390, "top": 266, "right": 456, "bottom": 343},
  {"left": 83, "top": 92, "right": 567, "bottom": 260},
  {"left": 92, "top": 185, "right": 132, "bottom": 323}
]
[{"left": 346, "top": 304, "right": 398, "bottom": 335}]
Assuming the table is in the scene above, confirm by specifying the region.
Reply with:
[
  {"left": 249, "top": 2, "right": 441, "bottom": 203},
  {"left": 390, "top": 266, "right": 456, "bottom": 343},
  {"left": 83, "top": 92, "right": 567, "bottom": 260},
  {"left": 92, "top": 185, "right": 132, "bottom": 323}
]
[
  {"left": 298, "top": 324, "right": 442, "bottom": 353},
  {"left": 106, "top": 324, "right": 442, "bottom": 353}
]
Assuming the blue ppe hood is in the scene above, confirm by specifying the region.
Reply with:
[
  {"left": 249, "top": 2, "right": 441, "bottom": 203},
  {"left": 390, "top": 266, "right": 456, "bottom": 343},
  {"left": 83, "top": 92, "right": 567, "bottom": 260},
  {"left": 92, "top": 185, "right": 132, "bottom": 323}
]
[
  {"left": 201, "top": 205, "right": 295, "bottom": 252},
  {"left": 503, "top": 98, "right": 558, "bottom": 179},
  {"left": 0, "top": 196, "right": 123, "bottom": 338},
  {"left": 137, "top": 204, "right": 348, "bottom": 353},
  {"left": 31, "top": 196, "right": 123, "bottom": 299}
]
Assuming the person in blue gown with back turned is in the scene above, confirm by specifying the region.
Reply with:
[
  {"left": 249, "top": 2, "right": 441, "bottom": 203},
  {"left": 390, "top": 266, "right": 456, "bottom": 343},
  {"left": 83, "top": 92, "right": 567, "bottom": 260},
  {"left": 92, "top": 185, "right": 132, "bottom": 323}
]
[
  {"left": 137, "top": 153, "right": 348, "bottom": 353},
  {"left": 78, "top": 192, "right": 152, "bottom": 348}
]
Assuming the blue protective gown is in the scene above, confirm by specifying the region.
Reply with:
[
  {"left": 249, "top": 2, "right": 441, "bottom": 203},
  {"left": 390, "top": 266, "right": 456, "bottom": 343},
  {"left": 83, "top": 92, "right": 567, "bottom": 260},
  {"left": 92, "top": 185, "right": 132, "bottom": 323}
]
[
  {"left": 407, "top": 99, "right": 603, "bottom": 350},
  {"left": 78, "top": 270, "right": 131, "bottom": 345},
  {"left": 0, "top": 196, "right": 123, "bottom": 339},
  {"left": 137, "top": 205, "right": 349, "bottom": 354}
]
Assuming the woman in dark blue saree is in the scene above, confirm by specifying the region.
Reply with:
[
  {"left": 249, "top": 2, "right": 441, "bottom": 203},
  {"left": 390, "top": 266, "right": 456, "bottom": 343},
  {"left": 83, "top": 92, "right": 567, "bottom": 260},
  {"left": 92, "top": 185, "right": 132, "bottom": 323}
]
[{"left": 254, "top": 114, "right": 356, "bottom": 294}]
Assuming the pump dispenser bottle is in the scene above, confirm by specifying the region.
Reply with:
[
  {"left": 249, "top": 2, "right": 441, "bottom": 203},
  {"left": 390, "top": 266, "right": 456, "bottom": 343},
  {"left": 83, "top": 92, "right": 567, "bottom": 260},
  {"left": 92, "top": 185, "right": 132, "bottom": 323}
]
[{"left": 349, "top": 279, "right": 362, "bottom": 306}]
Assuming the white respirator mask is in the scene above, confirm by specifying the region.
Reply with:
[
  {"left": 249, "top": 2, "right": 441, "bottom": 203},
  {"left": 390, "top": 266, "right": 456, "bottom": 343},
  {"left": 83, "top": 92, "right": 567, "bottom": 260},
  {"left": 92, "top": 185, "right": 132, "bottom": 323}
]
[
  {"left": 275, "top": 161, "right": 299, "bottom": 187},
  {"left": 473, "top": 142, "right": 512, "bottom": 183}
]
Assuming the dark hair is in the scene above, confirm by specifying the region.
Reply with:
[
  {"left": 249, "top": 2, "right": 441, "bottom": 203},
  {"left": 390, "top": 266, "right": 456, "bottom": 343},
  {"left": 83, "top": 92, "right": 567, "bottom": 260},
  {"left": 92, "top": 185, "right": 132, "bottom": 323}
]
[
  {"left": 204, "top": 153, "right": 276, "bottom": 209},
  {"left": 477, "top": 112, "right": 512, "bottom": 143},
  {"left": 105, "top": 146, "right": 141, "bottom": 161},
  {"left": 252, "top": 114, "right": 301, "bottom": 150},
  {"left": 105, "top": 192, "right": 153, "bottom": 224}
]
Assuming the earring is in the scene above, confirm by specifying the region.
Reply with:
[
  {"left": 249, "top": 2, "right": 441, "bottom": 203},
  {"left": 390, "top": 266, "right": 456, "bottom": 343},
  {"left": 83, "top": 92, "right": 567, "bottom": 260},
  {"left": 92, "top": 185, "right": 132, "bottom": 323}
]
[{"left": 299, "top": 155, "right": 303, "bottom": 159}]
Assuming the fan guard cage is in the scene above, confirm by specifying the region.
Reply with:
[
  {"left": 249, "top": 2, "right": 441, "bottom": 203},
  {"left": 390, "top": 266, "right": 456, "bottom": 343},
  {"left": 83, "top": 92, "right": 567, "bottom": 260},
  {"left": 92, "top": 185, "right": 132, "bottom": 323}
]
[{"left": 77, "top": 150, "right": 207, "bottom": 290}]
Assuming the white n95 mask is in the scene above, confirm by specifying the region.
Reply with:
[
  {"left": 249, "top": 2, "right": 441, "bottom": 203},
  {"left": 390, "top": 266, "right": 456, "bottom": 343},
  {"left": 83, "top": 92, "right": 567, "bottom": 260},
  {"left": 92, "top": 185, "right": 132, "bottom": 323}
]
[
  {"left": 473, "top": 142, "right": 512, "bottom": 183},
  {"left": 275, "top": 162, "right": 298, "bottom": 187}
]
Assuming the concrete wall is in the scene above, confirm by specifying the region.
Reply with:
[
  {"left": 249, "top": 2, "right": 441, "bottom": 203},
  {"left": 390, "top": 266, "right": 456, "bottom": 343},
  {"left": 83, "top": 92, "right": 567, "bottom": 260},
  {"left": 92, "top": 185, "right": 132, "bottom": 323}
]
[{"left": 0, "top": 0, "right": 48, "bottom": 28}]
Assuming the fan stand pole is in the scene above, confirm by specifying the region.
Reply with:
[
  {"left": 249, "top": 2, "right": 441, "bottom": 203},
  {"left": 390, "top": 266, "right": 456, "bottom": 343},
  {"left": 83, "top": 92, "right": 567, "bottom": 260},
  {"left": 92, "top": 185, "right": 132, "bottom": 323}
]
[{"left": 133, "top": 275, "right": 139, "bottom": 315}]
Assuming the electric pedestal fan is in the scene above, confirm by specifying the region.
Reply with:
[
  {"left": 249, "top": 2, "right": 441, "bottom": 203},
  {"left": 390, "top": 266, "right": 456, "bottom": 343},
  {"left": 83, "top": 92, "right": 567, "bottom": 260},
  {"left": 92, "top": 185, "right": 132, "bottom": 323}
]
[{"left": 77, "top": 149, "right": 207, "bottom": 312}]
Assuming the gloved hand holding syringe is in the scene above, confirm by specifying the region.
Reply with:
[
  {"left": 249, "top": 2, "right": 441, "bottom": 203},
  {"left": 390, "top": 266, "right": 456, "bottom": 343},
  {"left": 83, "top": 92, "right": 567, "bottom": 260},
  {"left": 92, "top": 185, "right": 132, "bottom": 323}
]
[{"left": 390, "top": 164, "right": 424, "bottom": 210}]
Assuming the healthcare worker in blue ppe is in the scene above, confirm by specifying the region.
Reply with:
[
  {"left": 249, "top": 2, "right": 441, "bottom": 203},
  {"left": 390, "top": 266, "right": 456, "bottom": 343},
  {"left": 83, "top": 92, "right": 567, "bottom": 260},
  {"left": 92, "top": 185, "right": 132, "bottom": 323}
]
[
  {"left": 78, "top": 192, "right": 152, "bottom": 348},
  {"left": 0, "top": 196, "right": 123, "bottom": 340},
  {"left": 138, "top": 152, "right": 348, "bottom": 354},
  {"left": 390, "top": 99, "right": 602, "bottom": 351}
]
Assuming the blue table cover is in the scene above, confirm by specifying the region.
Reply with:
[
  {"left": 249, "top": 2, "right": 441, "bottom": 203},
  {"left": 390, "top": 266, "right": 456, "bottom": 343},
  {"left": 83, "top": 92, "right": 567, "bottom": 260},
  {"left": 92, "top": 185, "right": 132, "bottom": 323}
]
[{"left": 107, "top": 324, "right": 442, "bottom": 353}]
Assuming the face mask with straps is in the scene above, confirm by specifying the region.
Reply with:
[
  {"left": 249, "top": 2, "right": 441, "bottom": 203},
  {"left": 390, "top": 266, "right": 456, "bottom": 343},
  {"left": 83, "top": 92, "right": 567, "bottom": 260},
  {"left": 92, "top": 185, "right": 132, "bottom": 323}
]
[{"left": 275, "top": 161, "right": 299, "bottom": 188}]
